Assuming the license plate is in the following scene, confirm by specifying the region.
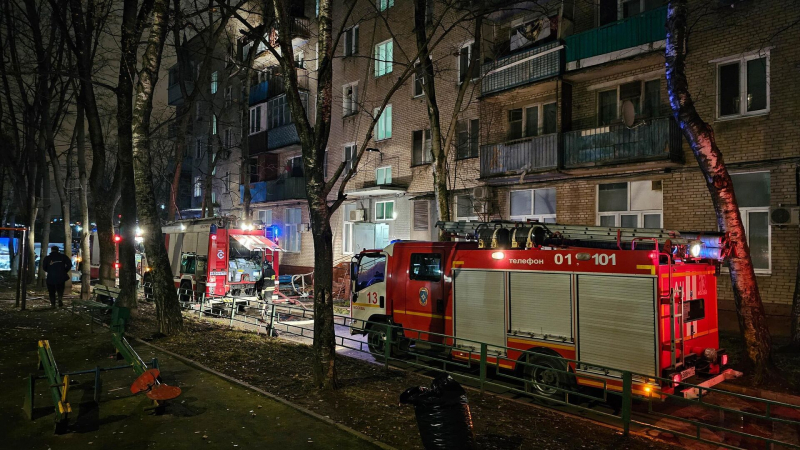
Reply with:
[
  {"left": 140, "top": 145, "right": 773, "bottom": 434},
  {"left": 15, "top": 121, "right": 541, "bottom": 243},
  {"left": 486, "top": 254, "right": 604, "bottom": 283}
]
[{"left": 680, "top": 367, "right": 696, "bottom": 380}]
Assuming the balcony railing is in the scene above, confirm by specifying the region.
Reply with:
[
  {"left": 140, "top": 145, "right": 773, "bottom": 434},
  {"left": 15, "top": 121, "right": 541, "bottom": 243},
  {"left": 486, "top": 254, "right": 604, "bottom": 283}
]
[
  {"left": 268, "top": 123, "right": 301, "bottom": 150},
  {"left": 562, "top": 117, "right": 682, "bottom": 168},
  {"left": 565, "top": 6, "right": 667, "bottom": 63},
  {"left": 480, "top": 134, "right": 559, "bottom": 178},
  {"left": 249, "top": 81, "right": 269, "bottom": 105},
  {"left": 241, "top": 176, "right": 306, "bottom": 204},
  {"left": 249, "top": 69, "right": 309, "bottom": 105},
  {"left": 167, "top": 81, "right": 194, "bottom": 106},
  {"left": 290, "top": 17, "right": 311, "bottom": 39},
  {"left": 481, "top": 41, "right": 562, "bottom": 96}
]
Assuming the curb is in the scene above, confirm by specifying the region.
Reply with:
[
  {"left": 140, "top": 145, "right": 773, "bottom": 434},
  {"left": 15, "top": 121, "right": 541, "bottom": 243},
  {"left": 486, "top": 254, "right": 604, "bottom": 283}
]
[
  {"left": 714, "top": 383, "right": 800, "bottom": 406},
  {"left": 134, "top": 338, "right": 397, "bottom": 450}
]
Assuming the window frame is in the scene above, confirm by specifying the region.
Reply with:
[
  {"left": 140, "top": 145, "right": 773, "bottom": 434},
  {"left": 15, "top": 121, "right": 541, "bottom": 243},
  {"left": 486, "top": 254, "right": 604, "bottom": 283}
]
[
  {"left": 283, "top": 208, "right": 302, "bottom": 253},
  {"left": 249, "top": 105, "right": 263, "bottom": 135},
  {"left": 595, "top": 78, "right": 662, "bottom": 126},
  {"left": 715, "top": 50, "right": 770, "bottom": 120},
  {"left": 210, "top": 71, "right": 218, "bottom": 94},
  {"left": 344, "top": 25, "right": 359, "bottom": 57},
  {"left": 507, "top": 101, "right": 557, "bottom": 140},
  {"left": 457, "top": 40, "right": 477, "bottom": 85},
  {"left": 730, "top": 170, "right": 772, "bottom": 274},
  {"left": 342, "top": 204, "right": 356, "bottom": 255},
  {"left": 409, "top": 253, "right": 443, "bottom": 282},
  {"left": 454, "top": 194, "right": 479, "bottom": 222},
  {"left": 412, "top": 61, "right": 425, "bottom": 98},
  {"left": 509, "top": 188, "right": 557, "bottom": 223},
  {"left": 375, "top": 200, "right": 396, "bottom": 221},
  {"left": 377, "top": 0, "right": 394, "bottom": 12},
  {"left": 193, "top": 176, "right": 202, "bottom": 197},
  {"left": 212, "top": 114, "right": 217, "bottom": 135},
  {"left": 374, "top": 105, "right": 392, "bottom": 141},
  {"left": 374, "top": 39, "right": 394, "bottom": 78},
  {"left": 456, "top": 118, "right": 480, "bottom": 160},
  {"left": 411, "top": 129, "right": 432, "bottom": 166},
  {"left": 596, "top": 181, "right": 663, "bottom": 228},
  {"left": 375, "top": 166, "right": 392, "bottom": 185},
  {"left": 342, "top": 81, "right": 359, "bottom": 117},
  {"left": 343, "top": 143, "right": 357, "bottom": 174}
]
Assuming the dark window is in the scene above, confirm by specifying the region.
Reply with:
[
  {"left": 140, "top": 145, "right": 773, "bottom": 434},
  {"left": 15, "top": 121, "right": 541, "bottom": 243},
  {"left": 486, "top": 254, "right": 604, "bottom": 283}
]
[
  {"left": 643, "top": 80, "right": 661, "bottom": 117},
  {"left": 507, "top": 109, "right": 523, "bottom": 140},
  {"left": 412, "top": 129, "right": 432, "bottom": 165},
  {"left": 598, "top": 89, "right": 618, "bottom": 125},
  {"left": 542, "top": 103, "right": 557, "bottom": 134},
  {"left": 684, "top": 299, "right": 705, "bottom": 322},
  {"left": 456, "top": 118, "right": 479, "bottom": 159},
  {"left": 718, "top": 62, "right": 740, "bottom": 117},
  {"left": 524, "top": 106, "right": 539, "bottom": 137},
  {"left": 409, "top": 253, "right": 442, "bottom": 281}
]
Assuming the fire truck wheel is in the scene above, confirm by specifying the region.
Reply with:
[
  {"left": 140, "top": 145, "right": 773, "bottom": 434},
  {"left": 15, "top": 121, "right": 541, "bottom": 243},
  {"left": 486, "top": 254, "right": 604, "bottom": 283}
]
[
  {"left": 366, "top": 322, "right": 388, "bottom": 357},
  {"left": 524, "top": 355, "right": 569, "bottom": 400}
]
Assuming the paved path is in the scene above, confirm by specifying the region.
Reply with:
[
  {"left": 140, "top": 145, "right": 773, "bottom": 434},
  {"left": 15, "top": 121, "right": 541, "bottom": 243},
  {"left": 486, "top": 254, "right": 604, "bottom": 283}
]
[{"left": 0, "top": 299, "right": 380, "bottom": 450}]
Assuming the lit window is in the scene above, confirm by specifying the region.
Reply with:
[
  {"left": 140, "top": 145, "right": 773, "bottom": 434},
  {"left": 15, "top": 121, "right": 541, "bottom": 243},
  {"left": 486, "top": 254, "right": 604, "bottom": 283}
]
[
  {"left": 258, "top": 210, "right": 272, "bottom": 227},
  {"left": 212, "top": 115, "right": 217, "bottom": 135},
  {"left": 375, "top": 200, "right": 395, "bottom": 221},
  {"left": 284, "top": 208, "right": 302, "bottom": 253},
  {"left": 249, "top": 105, "right": 262, "bottom": 134},
  {"left": 731, "top": 172, "right": 771, "bottom": 272},
  {"left": 376, "top": 166, "right": 392, "bottom": 185},
  {"left": 374, "top": 105, "right": 392, "bottom": 140},
  {"left": 510, "top": 188, "right": 556, "bottom": 223},
  {"left": 193, "top": 176, "right": 201, "bottom": 197},
  {"left": 342, "top": 203, "right": 356, "bottom": 255},
  {"left": 211, "top": 71, "right": 218, "bottom": 94},
  {"left": 597, "top": 181, "right": 662, "bottom": 228},
  {"left": 374, "top": 40, "right": 393, "bottom": 77},
  {"left": 377, "top": 0, "right": 394, "bottom": 12}
]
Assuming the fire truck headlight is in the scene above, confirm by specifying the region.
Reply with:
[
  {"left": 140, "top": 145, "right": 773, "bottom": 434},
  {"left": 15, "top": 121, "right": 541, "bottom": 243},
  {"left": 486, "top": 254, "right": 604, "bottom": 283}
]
[
  {"left": 689, "top": 241, "right": 702, "bottom": 258},
  {"left": 491, "top": 251, "right": 504, "bottom": 260}
]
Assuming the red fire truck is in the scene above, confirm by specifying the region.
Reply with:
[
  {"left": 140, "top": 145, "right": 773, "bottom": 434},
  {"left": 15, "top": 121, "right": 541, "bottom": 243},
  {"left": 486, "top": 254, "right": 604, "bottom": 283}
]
[
  {"left": 148, "top": 217, "right": 281, "bottom": 299},
  {"left": 350, "top": 222, "right": 735, "bottom": 398}
]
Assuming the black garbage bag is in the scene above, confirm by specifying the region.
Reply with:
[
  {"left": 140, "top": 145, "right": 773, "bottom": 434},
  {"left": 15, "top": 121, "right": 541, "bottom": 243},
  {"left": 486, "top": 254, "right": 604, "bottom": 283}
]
[{"left": 399, "top": 374, "right": 476, "bottom": 450}]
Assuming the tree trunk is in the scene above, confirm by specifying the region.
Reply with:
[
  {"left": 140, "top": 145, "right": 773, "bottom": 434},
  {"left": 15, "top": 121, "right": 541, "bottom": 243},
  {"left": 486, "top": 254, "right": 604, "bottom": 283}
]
[
  {"left": 77, "top": 104, "right": 91, "bottom": 300},
  {"left": 95, "top": 207, "right": 116, "bottom": 286},
  {"left": 310, "top": 211, "right": 337, "bottom": 389},
  {"left": 50, "top": 146, "right": 74, "bottom": 290},
  {"left": 132, "top": 0, "right": 182, "bottom": 334},
  {"left": 37, "top": 154, "right": 51, "bottom": 287},
  {"left": 665, "top": 0, "right": 772, "bottom": 382},
  {"left": 168, "top": 111, "right": 190, "bottom": 221}
]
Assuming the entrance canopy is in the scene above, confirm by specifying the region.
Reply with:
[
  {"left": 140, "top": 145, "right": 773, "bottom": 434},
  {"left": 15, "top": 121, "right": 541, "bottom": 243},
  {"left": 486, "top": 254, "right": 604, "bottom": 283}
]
[{"left": 230, "top": 234, "right": 281, "bottom": 251}]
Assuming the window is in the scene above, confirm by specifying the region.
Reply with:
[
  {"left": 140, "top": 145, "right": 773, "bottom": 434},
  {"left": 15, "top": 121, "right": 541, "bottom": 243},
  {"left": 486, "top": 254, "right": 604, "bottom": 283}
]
[
  {"left": 211, "top": 71, "right": 218, "bottom": 94},
  {"left": 374, "top": 105, "right": 392, "bottom": 140},
  {"left": 374, "top": 40, "right": 393, "bottom": 77},
  {"left": 249, "top": 156, "right": 259, "bottom": 183},
  {"left": 294, "top": 50, "right": 305, "bottom": 69},
  {"left": 598, "top": 79, "right": 661, "bottom": 125},
  {"left": 268, "top": 93, "right": 309, "bottom": 129},
  {"left": 376, "top": 166, "right": 392, "bottom": 185},
  {"left": 414, "top": 200, "right": 429, "bottom": 231},
  {"left": 377, "top": 0, "right": 393, "bottom": 11},
  {"left": 409, "top": 253, "right": 442, "bottom": 281},
  {"left": 242, "top": 41, "right": 253, "bottom": 60},
  {"left": 731, "top": 172, "right": 771, "bottom": 272},
  {"left": 621, "top": 0, "right": 663, "bottom": 19},
  {"left": 212, "top": 115, "right": 217, "bottom": 135},
  {"left": 412, "top": 129, "right": 432, "bottom": 165},
  {"left": 249, "top": 105, "right": 262, "bottom": 134},
  {"left": 225, "top": 86, "right": 232, "bottom": 107},
  {"left": 413, "top": 62, "right": 425, "bottom": 97},
  {"left": 193, "top": 176, "right": 201, "bottom": 197},
  {"left": 180, "top": 254, "right": 197, "bottom": 274},
  {"left": 284, "top": 208, "right": 302, "bottom": 253},
  {"left": 507, "top": 103, "right": 557, "bottom": 140},
  {"left": 344, "top": 143, "right": 356, "bottom": 174},
  {"left": 684, "top": 299, "right": 705, "bottom": 322},
  {"left": 287, "top": 156, "right": 303, "bottom": 177},
  {"left": 257, "top": 210, "right": 273, "bottom": 227},
  {"left": 597, "top": 181, "right": 662, "bottom": 228},
  {"left": 344, "top": 25, "right": 359, "bottom": 56},
  {"left": 375, "top": 200, "right": 395, "bottom": 221},
  {"left": 195, "top": 139, "right": 203, "bottom": 158},
  {"left": 342, "top": 204, "right": 356, "bottom": 255},
  {"left": 454, "top": 194, "right": 478, "bottom": 221},
  {"left": 717, "top": 52, "right": 769, "bottom": 118},
  {"left": 510, "top": 188, "right": 556, "bottom": 223},
  {"left": 457, "top": 41, "right": 477, "bottom": 84},
  {"left": 456, "top": 119, "right": 479, "bottom": 159},
  {"left": 224, "top": 129, "right": 232, "bottom": 148},
  {"left": 343, "top": 82, "right": 358, "bottom": 116}
]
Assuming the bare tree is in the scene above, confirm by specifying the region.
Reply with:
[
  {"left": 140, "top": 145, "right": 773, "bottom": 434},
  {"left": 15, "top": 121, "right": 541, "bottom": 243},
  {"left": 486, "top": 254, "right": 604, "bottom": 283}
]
[{"left": 665, "top": 0, "right": 771, "bottom": 381}]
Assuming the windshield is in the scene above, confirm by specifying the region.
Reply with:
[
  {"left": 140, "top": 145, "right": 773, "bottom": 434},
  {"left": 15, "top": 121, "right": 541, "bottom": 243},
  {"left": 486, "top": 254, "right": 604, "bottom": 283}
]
[{"left": 356, "top": 254, "right": 385, "bottom": 291}]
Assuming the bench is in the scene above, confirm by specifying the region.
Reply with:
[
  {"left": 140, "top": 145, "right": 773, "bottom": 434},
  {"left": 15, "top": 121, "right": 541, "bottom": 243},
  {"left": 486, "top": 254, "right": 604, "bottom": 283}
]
[{"left": 71, "top": 285, "right": 120, "bottom": 331}]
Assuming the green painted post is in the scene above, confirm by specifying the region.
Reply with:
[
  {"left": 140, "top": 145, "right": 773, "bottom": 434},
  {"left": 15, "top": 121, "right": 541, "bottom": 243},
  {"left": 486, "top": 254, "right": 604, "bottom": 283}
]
[
  {"left": 199, "top": 293, "right": 204, "bottom": 318},
  {"left": 621, "top": 371, "right": 632, "bottom": 436},
  {"left": 229, "top": 299, "right": 236, "bottom": 328},
  {"left": 480, "top": 343, "right": 487, "bottom": 393},
  {"left": 384, "top": 324, "right": 393, "bottom": 369}
]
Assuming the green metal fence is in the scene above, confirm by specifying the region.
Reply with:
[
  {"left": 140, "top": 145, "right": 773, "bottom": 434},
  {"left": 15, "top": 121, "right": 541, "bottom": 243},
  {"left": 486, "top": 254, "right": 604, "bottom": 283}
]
[
  {"left": 148, "top": 289, "right": 800, "bottom": 449},
  {"left": 565, "top": 6, "right": 668, "bottom": 63}
]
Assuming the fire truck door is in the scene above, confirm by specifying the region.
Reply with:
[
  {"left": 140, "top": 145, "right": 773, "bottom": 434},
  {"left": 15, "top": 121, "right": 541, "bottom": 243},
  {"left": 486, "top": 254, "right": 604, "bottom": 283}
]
[{"left": 404, "top": 253, "right": 445, "bottom": 339}]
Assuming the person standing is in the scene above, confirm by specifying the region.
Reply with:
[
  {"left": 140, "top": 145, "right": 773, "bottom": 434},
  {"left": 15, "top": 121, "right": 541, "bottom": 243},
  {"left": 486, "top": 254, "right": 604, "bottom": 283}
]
[{"left": 42, "top": 246, "right": 72, "bottom": 307}]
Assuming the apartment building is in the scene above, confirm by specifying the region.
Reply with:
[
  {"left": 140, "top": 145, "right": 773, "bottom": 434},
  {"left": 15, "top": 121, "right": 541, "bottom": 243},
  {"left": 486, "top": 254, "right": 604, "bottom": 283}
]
[
  {"left": 168, "top": 0, "right": 799, "bottom": 335},
  {"left": 478, "top": 0, "right": 799, "bottom": 335}
]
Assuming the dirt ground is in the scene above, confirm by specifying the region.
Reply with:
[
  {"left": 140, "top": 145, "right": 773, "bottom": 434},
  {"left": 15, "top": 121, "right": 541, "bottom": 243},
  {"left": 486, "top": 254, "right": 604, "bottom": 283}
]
[
  {"left": 0, "top": 295, "right": 379, "bottom": 450},
  {"left": 719, "top": 332, "right": 800, "bottom": 394}
]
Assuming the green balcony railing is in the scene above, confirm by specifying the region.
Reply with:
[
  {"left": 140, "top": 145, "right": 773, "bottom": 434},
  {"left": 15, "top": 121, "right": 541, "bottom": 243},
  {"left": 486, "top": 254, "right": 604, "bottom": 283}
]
[
  {"left": 563, "top": 117, "right": 683, "bottom": 168},
  {"left": 565, "top": 6, "right": 667, "bottom": 63},
  {"left": 481, "top": 41, "right": 563, "bottom": 96}
]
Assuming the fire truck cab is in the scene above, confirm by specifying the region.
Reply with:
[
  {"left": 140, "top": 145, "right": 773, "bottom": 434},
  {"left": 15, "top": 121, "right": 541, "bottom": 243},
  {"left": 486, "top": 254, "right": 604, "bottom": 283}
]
[{"left": 350, "top": 222, "right": 735, "bottom": 398}]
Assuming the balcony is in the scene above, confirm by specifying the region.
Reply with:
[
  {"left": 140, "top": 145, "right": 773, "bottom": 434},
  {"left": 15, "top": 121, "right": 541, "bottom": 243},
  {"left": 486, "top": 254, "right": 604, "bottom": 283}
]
[
  {"left": 290, "top": 17, "right": 311, "bottom": 39},
  {"left": 562, "top": 117, "right": 682, "bottom": 168},
  {"left": 481, "top": 41, "right": 563, "bottom": 96},
  {"left": 249, "top": 131, "right": 269, "bottom": 155},
  {"left": 564, "top": 6, "right": 667, "bottom": 69},
  {"left": 480, "top": 134, "right": 559, "bottom": 178},
  {"left": 241, "top": 176, "right": 307, "bottom": 203},
  {"left": 167, "top": 81, "right": 194, "bottom": 106},
  {"left": 268, "top": 123, "right": 301, "bottom": 150},
  {"left": 249, "top": 69, "right": 309, "bottom": 106},
  {"left": 249, "top": 81, "right": 269, "bottom": 105}
]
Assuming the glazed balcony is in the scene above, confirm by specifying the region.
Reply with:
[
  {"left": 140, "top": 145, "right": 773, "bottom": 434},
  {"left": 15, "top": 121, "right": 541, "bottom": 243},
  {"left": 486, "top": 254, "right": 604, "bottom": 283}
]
[{"left": 241, "top": 176, "right": 306, "bottom": 204}]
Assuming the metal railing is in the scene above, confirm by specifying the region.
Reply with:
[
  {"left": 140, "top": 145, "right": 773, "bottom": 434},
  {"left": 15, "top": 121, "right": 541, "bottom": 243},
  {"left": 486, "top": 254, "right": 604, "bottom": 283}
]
[
  {"left": 138, "top": 287, "right": 800, "bottom": 450},
  {"left": 480, "top": 133, "right": 559, "bottom": 177},
  {"left": 565, "top": 6, "right": 668, "bottom": 63},
  {"left": 481, "top": 41, "right": 563, "bottom": 96}
]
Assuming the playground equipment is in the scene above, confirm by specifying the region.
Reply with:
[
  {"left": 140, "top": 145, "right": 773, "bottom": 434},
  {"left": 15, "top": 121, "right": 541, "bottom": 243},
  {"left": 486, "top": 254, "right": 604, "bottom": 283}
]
[{"left": 23, "top": 305, "right": 181, "bottom": 433}]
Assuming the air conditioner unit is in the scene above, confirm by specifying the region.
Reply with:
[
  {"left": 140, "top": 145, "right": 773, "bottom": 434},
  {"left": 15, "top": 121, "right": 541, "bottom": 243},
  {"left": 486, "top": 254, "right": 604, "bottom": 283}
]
[
  {"left": 770, "top": 206, "right": 800, "bottom": 226},
  {"left": 472, "top": 186, "right": 491, "bottom": 201},
  {"left": 349, "top": 209, "right": 365, "bottom": 222}
]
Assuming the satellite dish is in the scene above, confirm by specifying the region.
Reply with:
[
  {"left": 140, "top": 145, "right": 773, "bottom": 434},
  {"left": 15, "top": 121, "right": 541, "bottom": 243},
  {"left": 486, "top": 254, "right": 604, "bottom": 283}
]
[{"left": 621, "top": 100, "right": 636, "bottom": 127}]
